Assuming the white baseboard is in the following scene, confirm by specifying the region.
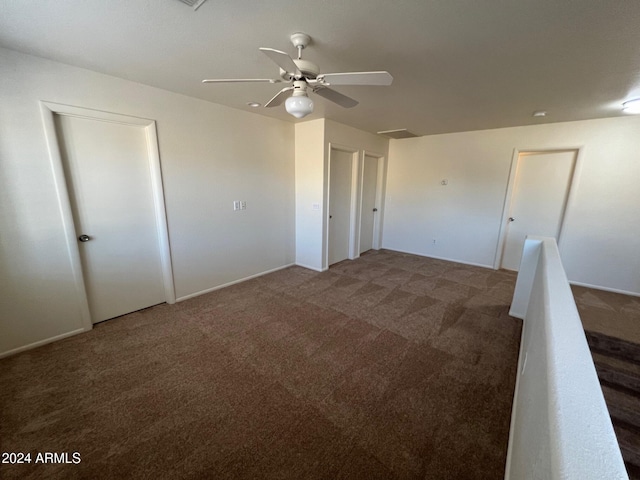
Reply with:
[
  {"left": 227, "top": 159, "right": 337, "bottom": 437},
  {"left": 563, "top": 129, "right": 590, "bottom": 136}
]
[
  {"left": 381, "top": 247, "right": 495, "bottom": 270},
  {"left": 175, "top": 263, "right": 296, "bottom": 302},
  {"left": 569, "top": 280, "right": 640, "bottom": 298},
  {"left": 0, "top": 327, "right": 89, "bottom": 359},
  {"left": 295, "top": 262, "right": 326, "bottom": 272}
]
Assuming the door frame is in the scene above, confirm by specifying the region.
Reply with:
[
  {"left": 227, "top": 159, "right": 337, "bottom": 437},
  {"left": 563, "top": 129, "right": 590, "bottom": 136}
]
[
  {"left": 40, "top": 101, "right": 176, "bottom": 328},
  {"left": 358, "top": 150, "right": 386, "bottom": 254},
  {"left": 325, "top": 143, "right": 359, "bottom": 267},
  {"left": 493, "top": 146, "right": 584, "bottom": 269}
]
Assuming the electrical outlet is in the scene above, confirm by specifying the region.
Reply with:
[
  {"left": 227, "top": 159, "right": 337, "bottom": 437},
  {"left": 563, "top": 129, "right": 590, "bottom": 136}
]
[
  {"left": 312, "top": 203, "right": 320, "bottom": 211},
  {"left": 240, "top": 201, "right": 247, "bottom": 210},
  {"left": 432, "top": 239, "right": 437, "bottom": 245},
  {"left": 233, "top": 200, "right": 240, "bottom": 211}
]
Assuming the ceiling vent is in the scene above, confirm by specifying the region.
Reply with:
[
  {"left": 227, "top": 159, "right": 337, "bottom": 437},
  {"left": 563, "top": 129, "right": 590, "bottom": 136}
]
[
  {"left": 177, "top": 0, "right": 208, "bottom": 10},
  {"left": 377, "top": 129, "right": 419, "bottom": 139}
]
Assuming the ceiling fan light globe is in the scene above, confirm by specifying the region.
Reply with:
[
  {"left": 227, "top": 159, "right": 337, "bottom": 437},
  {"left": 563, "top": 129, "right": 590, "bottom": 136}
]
[{"left": 285, "top": 95, "right": 314, "bottom": 118}]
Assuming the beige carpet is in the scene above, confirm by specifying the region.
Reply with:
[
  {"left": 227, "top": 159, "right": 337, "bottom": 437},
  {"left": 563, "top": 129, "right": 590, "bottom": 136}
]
[
  {"left": 0, "top": 249, "right": 522, "bottom": 479},
  {"left": 573, "top": 285, "right": 640, "bottom": 345}
]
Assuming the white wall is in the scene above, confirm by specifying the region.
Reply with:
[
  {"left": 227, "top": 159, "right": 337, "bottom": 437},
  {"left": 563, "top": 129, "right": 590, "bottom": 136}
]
[
  {"left": 385, "top": 117, "right": 640, "bottom": 295},
  {"left": 0, "top": 47, "right": 295, "bottom": 356},
  {"left": 294, "top": 119, "right": 326, "bottom": 271},
  {"left": 294, "top": 119, "right": 389, "bottom": 271}
]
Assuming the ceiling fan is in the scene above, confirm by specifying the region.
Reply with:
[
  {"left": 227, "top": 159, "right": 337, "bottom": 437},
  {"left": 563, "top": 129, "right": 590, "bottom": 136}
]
[{"left": 202, "top": 32, "right": 393, "bottom": 118}]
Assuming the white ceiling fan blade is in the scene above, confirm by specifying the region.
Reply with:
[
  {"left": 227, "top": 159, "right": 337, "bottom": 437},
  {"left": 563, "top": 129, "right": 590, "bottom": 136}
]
[
  {"left": 313, "top": 87, "right": 359, "bottom": 108},
  {"left": 317, "top": 71, "right": 393, "bottom": 86},
  {"left": 264, "top": 87, "right": 294, "bottom": 107},
  {"left": 202, "top": 78, "right": 281, "bottom": 83},
  {"left": 259, "top": 48, "right": 302, "bottom": 77}
]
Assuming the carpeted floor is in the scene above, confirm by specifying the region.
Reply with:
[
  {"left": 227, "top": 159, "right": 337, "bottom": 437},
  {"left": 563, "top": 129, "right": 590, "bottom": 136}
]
[
  {"left": 573, "top": 285, "right": 640, "bottom": 345},
  {"left": 0, "top": 249, "right": 522, "bottom": 479}
]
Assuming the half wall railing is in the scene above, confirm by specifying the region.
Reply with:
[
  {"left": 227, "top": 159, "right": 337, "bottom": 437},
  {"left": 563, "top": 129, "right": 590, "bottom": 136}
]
[{"left": 505, "top": 236, "right": 628, "bottom": 480}]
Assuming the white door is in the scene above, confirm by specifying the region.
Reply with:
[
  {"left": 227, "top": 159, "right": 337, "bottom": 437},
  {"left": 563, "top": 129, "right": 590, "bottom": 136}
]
[
  {"left": 360, "top": 154, "right": 378, "bottom": 253},
  {"left": 501, "top": 150, "right": 577, "bottom": 270},
  {"left": 55, "top": 114, "right": 166, "bottom": 323},
  {"left": 328, "top": 149, "right": 353, "bottom": 266}
]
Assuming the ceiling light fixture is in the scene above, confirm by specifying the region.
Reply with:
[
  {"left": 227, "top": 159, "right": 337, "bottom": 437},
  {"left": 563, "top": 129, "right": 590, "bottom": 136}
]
[
  {"left": 622, "top": 99, "right": 640, "bottom": 114},
  {"left": 247, "top": 102, "right": 261, "bottom": 108},
  {"left": 532, "top": 110, "right": 547, "bottom": 117},
  {"left": 284, "top": 81, "right": 314, "bottom": 118},
  {"left": 177, "top": 0, "right": 208, "bottom": 10}
]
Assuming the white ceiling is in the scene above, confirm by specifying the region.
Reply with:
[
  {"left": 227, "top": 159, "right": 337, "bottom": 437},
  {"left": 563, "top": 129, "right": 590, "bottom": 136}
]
[{"left": 2, "top": 0, "right": 640, "bottom": 135}]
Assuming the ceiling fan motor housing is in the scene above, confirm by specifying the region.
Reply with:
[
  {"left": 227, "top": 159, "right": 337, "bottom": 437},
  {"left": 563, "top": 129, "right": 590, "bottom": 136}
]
[
  {"left": 295, "top": 59, "right": 319, "bottom": 78},
  {"left": 279, "top": 59, "right": 319, "bottom": 80}
]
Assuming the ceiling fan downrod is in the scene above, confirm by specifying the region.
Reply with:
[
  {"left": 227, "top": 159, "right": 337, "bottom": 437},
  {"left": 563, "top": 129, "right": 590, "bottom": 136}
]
[{"left": 290, "top": 32, "right": 311, "bottom": 59}]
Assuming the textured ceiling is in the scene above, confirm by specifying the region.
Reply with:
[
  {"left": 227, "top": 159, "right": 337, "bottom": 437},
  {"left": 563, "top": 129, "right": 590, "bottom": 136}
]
[{"left": 2, "top": 0, "right": 640, "bottom": 135}]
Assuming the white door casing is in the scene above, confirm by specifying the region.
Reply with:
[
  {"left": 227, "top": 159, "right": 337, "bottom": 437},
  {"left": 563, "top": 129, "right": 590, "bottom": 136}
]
[
  {"left": 41, "top": 102, "right": 175, "bottom": 326},
  {"left": 499, "top": 149, "right": 578, "bottom": 271},
  {"left": 328, "top": 148, "right": 355, "bottom": 266},
  {"left": 359, "top": 154, "right": 379, "bottom": 253}
]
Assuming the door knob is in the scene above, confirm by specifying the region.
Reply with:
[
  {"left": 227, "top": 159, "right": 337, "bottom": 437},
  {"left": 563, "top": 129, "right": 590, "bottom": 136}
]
[
  {"left": 78, "top": 234, "right": 91, "bottom": 242},
  {"left": 508, "top": 217, "right": 515, "bottom": 222},
  {"left": 373, "top": 208, "right": 378, "bottom": 212}
]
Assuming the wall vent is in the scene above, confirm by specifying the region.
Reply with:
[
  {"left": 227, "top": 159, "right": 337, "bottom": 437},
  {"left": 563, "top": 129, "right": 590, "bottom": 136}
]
[
  {"left": 177, "top": 0, "right": 208, "bottom": 10},
  {"left": 377, "top": 129, "right": 419, "bottom": 139}
]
